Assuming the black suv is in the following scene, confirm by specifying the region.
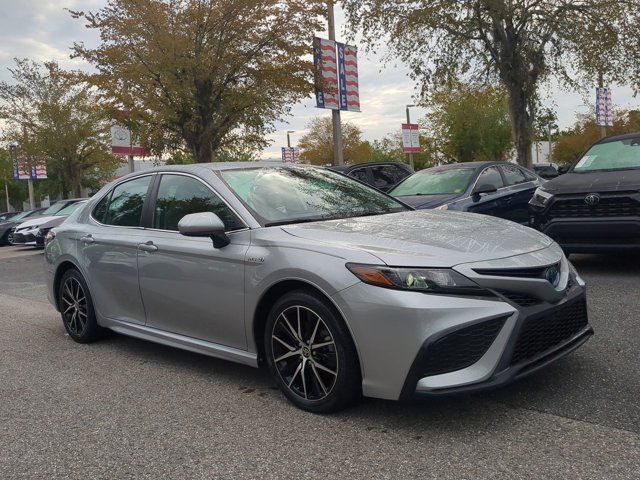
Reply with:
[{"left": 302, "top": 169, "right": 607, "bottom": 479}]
[
  {"left": 328, "top": 161, "right": 413, "bottom": 192},
  {"left": 529, "top": 133, "right": 640, "bottom": 253}
]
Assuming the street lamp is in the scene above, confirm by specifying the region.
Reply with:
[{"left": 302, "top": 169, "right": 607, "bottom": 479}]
[
  {"left": 406, "top": 104, "right": 416, "bottom": 170},
  {"left": 286, "top": 130, "right": 295, "bottom": 148}
]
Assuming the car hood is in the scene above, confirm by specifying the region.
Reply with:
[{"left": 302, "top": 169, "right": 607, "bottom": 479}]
[
  {"left": 394, "top": 194, "right": 461, "bottom": 209},
  {"left": 281, "top": 210, "right": 553, "bottom": 267},
  {"left": 542, "top": 169, "right": 640, "bottom": 194},
  {"left": 39, "top": 216, "right": 68, "bottom": 229},
  {"left": 15, "top": 215, "right": 60, "bottom": 230}
]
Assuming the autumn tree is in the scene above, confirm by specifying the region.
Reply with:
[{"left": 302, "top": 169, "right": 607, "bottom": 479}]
[
  {"left": 424, "top": 84, "right": 512, "bottom": 163},
  {"left": 70, "top": 0, "right": 323, "bottom": 163},
  {"left": 0, "top": 59, "right": 120, "bottom": 198},
  {"left": 553, "top": 110, "right": 640, "bottom": 165},
  {"left": 298, "top": 116, "right": 372, "bottom": 165},
  {"left": 369, "top": 132, "right": 432, "bottom": 169},
  {"left": 343, "top": 0, "right": 640, "bottom": 168}
]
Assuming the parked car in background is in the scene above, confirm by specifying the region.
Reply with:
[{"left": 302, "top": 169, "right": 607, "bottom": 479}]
[
  {"left": 529, "top": 132, "right": 640, "bottom": 253},
  {"left": 533, "top": 163, "right": 559, "bottom": 179},
  {"left": 34, "top": 200, "right": 88, "bottom": 248},
  {"left": 0, "top": 208, "right": 46, "bottom": 246},
  {"left": 390, "top": 162, "right": 543, "bottom": 225},
  {"left": 11, "top": 199, "right": 86, "bottom": 247},
  {"left": 328, "top": 161, "right": 413, "bottom": 192},
  {"left": 45, "top": 163, "right": 590, "bottom": 413},
  {"left": 0, "top": 211, "right": 22, "bottom": 223}
]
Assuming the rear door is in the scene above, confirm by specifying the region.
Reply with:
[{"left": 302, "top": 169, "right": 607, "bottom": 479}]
[
  {"left": 499, "top": 164, "right": 539, "bottom": 224},
  {"left": 78, "top": 174, "right": 154, "bottom": 325},
  {"left": 136, "top": 173, "right": 250, "bottom": 349}
]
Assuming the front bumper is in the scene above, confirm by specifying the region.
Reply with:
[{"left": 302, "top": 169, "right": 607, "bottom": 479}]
[
  {"left": 331, "top": 246, "right": 591, "bottom": 401},
  {"left": 11, "top": 230, "right": 37, "bottom": 245}
]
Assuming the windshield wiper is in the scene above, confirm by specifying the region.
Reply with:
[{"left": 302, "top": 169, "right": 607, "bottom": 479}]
[{"left": 264, "top": 217, "right": 333, "bottom": 227}]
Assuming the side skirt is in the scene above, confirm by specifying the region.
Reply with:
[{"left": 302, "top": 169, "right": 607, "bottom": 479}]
[{"left": 100, "top": 318, "right": 259, "bottom": 368}]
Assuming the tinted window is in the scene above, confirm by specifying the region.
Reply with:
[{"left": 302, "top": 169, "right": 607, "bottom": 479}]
[
  {"left": 475, "top": 166, "right": 504, "bottom": 190},
  {"left": 522, "top": 168, "right": 539, "bottom": 180},
  {"left": 105, "top": 176, "right": 152, "bottom": 227},
  {"left": 153, "top": 175, "right": 244, "bottom": 232},
  {"left": 349, "top": 167, "right": 369, "bottom": 183},
  {"left": 221, "top": 167, "right": 407, "bottom": 226},
  {"left": 371, "top": 165, "right": 406, "bottom": 189},
  {"left": 92, "top": 194, "right": 109, "bottom": 223},
  {"left": 501, "top": 164, "right": 528, "bottom": 186}
]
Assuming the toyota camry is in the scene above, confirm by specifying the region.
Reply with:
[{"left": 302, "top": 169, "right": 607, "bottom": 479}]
[{"left": 45, "top": 163, "right": 592, "bottom": 412}]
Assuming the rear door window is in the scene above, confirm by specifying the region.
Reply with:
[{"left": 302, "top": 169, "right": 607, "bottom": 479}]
[
  {"left": 475, "top": 166, "right": 505, "bottom": 190},
  {"left": 348, "top": 167, "right": 369, "bottom": 184},
  {"left": 501, "top": 164, "right": 528, "bottom": 186},
  {"left": 104, "top": 176, "right": 153, "bottom": 227}
]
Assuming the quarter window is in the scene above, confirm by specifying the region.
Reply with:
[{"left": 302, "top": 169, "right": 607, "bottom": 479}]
[
  {"left": 153, "top": 175, "right": 244, "bottom": 232},
  {"left": 501, "top": 164, "right": 528, "bottom": 185},
  {"left": 104, "top": 176, "right": 153, "bottom": 227},
  {"left": 92, "top": 194, "right": 110, "bottom": 223},
  {"left": 475, "top": 166, "right": 505, "bottom": 190}
]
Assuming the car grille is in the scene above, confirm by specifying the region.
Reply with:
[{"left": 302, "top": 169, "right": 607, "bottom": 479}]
[
  {"left": 495, "top": 290, "right": 542, "bottom": 307},
  {"left": 420, "top": 317, "right": 506, "bottom": 377},
  {"left": 510, "top": 299, "right": 588, "bottom": 365},
  {"left": 548, "top": 195, "right": 640, "bottom": 219}
]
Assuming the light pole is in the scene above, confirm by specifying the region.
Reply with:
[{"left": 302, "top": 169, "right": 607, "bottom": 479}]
[
  {"left": 406, "top": 104, "right": 416, "bottom": 170},
  {"left": 287, "top": 130, "right": 294, "bottom": 148},
  {"left": 328, "top": 0, "right": 344, "bottom": 166}
]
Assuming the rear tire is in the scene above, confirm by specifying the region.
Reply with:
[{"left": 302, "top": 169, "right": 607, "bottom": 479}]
[
  {"left": 58, "top": 269, "right": 105, "bottom": 343},
  {"left": 264, "top": 290, "right": 361, "bottom": 413}
]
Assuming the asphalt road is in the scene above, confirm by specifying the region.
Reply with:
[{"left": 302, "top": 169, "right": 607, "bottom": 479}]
[{"left": 0, "top": 246, "right": 639, "bottom": 479}]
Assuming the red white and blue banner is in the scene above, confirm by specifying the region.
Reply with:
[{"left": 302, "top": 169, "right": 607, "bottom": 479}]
[
  {"left": 337, "top": 43, "right": 360, "bottom": 112},
  {"left": 281, "top": 147, "right": 300, "bottom": 163},
  {"left": 313, "top": 37, "right": 340, "bottom": 110},
  {"left": 12, "top": 156, "right": 47, "bottom": 180},
  {"left": 596, "top": 87, "right": 613, "bottom": 127}
]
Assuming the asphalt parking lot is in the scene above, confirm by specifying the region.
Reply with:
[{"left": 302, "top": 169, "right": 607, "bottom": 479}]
[{"left": 0, "top": 246, "right": 638, "bottom": 479}]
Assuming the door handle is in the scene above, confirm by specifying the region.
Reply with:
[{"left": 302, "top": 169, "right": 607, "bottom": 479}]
[
  {"left": 80, "top": 235, "right": 95, "bottom": 245},
  {"left": 138, "top": 241, "right": 158, "bottom": 253}
]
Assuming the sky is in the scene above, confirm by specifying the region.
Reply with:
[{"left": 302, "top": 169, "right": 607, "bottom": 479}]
[{"left": 1, "top": 0, "right": 637, "bottom": 160}]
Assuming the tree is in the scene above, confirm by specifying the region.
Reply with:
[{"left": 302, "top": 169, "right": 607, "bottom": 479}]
[
  {"left": 0, "top": 59, "right": 120, "bottom": 198},
  {"left": 553, "top": 110, "right": 640, "bottom": 165},
  {"left": 424, "top": 84, "right": 513, "bottom": 163},
  {"left": 298, "top": 116, "right": 372, "bottom": 165},
  {"left": 342, "top": 0, "right": 640, "bottom": 168},
  {"left": 368, "top": 132, "right": 433, "bottom": 170},
  {"left": 70, "top": 0, "right": 323, "bottom": 163}
]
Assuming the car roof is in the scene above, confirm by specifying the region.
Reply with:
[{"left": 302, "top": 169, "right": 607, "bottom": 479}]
[
  {"left": 596, "top": 132, "right": 640, "bottom": 144},
  {"left": 327, "top": 161, "right": 411, "bottom": 172},
  {"left": 422, "top": 161, "right": 502, "bottom": 172}
]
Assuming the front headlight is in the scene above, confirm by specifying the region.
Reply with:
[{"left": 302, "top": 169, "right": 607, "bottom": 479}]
[
  {"left": 346, "top": 263, "right": 482, "bottom": 294},
  {"left": 532, "top": 187, "right": 553, "bottom": 205}
]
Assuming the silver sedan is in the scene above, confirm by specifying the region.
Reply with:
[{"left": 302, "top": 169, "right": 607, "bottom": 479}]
[{"left": 45, "top": 163, "right": 593, "bottom": 412}]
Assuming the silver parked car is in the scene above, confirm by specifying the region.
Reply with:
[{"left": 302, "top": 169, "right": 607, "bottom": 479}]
[{"left": 45, "top": 163, "right": 593, "bottom": 412}]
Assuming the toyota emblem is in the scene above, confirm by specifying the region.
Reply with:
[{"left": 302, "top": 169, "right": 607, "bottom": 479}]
[
  {"left": 544, "top": 265, "right": 560, "bottom": 287},
  {"left": 584, "top": 193, "right": 600, "bottom": 206}
]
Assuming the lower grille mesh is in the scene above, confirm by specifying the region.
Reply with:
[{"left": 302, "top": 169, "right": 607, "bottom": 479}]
[
  {"left": 420, "top": 317, "right": 506, "bottom": 377},
  {"left": 510, "top": 299, "right": 588, "bottom": 365}
]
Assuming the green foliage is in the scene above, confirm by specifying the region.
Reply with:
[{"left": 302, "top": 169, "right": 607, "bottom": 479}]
[
  {"left": 298, "top": 116, "right": 372, "bottom": 165},
  {"left": 368, "top": 132, "right": 432, "bottom": 170},
  {"left": 424, "top": 85, "right": 513, "bottom": 163},
  {"left": 0, "top": 59, "right": 121, "bottom": 198},
  {"left": 70, "top": 0, "right": 324, "bottom": 163},
  {"left": 342, "top": 0, "right": 640, "bottom": 167}
]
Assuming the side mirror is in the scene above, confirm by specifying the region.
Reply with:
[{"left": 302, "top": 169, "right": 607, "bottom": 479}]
[
  {"left": 178, "top": 212, "right": 230, "bottom": 248},
  {"left": 472, "top": 184, "right": 498, "bottom": 200},
  {"left": 557, "top": 165, "right": 570, "bottom": 175}
]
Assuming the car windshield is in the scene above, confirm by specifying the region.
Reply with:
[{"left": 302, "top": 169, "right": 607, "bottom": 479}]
[
  {"left": 574, "top": 138, "right": 640, "bottom": 172},
  {"left": 390, "top": 169, "right": 475, "bottom": 196},
  {"left": 40, "top": 202, "right": 68, "bottom": 216},
  {"left": 220, "top": 166, "right": 409, "bottom": 226},
  {"left": 7, "top": 211, "right": 31, "bottom": 221},
  {"left": 55, "top": 202, "right": 84, "bottom": 216}
]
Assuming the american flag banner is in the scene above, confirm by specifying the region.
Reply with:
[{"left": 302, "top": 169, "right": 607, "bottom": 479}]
[
  {"left": 12, "top": 155, "right": 47, "bottom": 180},
  {"left": 281, "top": 147, "right": 300, "bottom": 163},
  {"left": 313, "top": 37, "right": 340, "bottom": 110},
  {"left": 338, "top": 43, "right": 361, "bottom": 112},
  {"left": 596, "top": 87, "right": 613, "bottom": 127}
]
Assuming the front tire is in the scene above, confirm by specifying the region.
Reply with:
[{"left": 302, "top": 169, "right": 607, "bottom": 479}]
[
  {"left": 58, "top": 269, "right": 104, "bottom": 343},
  {"left": 264, "top": 290, "right": 361, "bottom": 413}
]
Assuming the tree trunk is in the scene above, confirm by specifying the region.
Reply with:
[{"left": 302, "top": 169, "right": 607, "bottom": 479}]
[
  {"left": 190, "top": 136, "right": 214, "bottom": 163},
  {"left": 73, "top": 181, "right": 82, "bottom": 198},
  {"left": 505, "top": 86, "right": 534, "bottom": 169}
]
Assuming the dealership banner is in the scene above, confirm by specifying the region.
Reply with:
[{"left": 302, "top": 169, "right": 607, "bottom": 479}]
[
  {"left": 281, "top": 147, "right": 300, "bottom": 163},
  {"left": 596, "top": 87, "right": 613, "bottom": 127},
  {"left": 12, "top": 155, "right": 47, "bottom": 180},
  {"left": 314, "top": 37, "right": 340, "bottom": 110},
  {"left": 401, "top": 123, "right": 421, "bottom": 153},
  {"left": 110, "top": 123, "right": 149, "bottom": 156},
  {"left": 337, "top": 43, "right": 360, "bottom": 112}
]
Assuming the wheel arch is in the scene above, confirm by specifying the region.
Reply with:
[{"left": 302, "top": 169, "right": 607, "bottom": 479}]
[
  {"left": 252, "top": 278, "right": 363, "bottom": 374},
  {"left": 52, "top": 259, "right": 82, "bottom": 311}
]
